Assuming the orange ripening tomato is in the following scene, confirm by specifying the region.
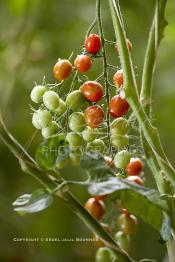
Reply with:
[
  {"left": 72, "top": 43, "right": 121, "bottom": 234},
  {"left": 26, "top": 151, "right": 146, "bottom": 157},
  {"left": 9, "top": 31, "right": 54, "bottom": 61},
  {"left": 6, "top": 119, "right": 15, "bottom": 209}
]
[
  {"left": 115, "top": 39, "right": 132, "bottom": 53},
  {"left": 85, "top": 34, "right": 101, "bottom": 54},
  {"left": 113, "top": 69, "right": 124, "bottom": 87},
  {"left": 126, "top": 175, "right": 144, "bottom": 186},
  {"left": 126, "top": 158, "right": 143, "bottom": 176},
  {"left": 74, "top": 55, "right": 92, "bottom": 73},
  {"left": 109, "top": 95, "right": 129, "bottom": 118},
  {"left": 80, "top": 81, "right": 103, "bottom": 102},
  {"left": 53, "top": 59, "right": 72, "bottom": 81},
  {"left": 118, "top": 213, "right": 138, "bottom": 235},
  {"left": 84, "top": 105, "right": 104, "bottom": 128},
  {"left": 84, "top": 198, "right": 105, "bottom": 220}
]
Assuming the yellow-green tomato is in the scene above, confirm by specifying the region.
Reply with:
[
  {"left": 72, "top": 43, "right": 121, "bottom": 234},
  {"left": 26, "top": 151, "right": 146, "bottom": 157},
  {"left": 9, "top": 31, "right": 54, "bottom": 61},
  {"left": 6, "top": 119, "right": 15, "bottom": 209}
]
[
  {"left": 118, "top": 214, "right": 138, "bottom": 235},
  {"left": 32, "top": 112, "right": 42, "bottom": 129},
  {"left": 114, "top": 231, "right": 130, "bottom": 251},
  {"left": 82, "top": 127, "right": 98, "bottom": 142},
  {"left": 66, "top": 132, "right": 83, "bottom": 149},
  {"left": 111, "top": 135, "right": 129, "bottom": 149},
  {"left": 86, "top": 139, "right": 105, "bottom": 154},
  {"left": 111, "top": 117, "right": 129, "bottom": 135},
  {"left": 70, "top": 148, "right": 83, "bottom": 165},
  {"left": 69, "top": 112, "right": 86, "bottom": 132},
  {"left": 55, "top": 158, "right": 69, "bottom": 170},
  {"left": 95, "top": 247, "right": 118, "bottom": 262},
  {"left": 36, "top": 110, "right": 52, "bottom": 128},
  {"left": 41, "top": 121, "right": 59, "bottom": 138},
  {"left": 114, "top": 150, "right": 131, "bottom": 168},
  {"left": 55, "top": 99, "right": 66, "bottom": 115},
  {"left": 43, "top": 91, "right": 60, "bottom": 111},
  {"left": 30, "top": 85, "right": 47, "bottom": 103},
  {"left": 65, "top": 90, "right": 90, "bottom": 111}
]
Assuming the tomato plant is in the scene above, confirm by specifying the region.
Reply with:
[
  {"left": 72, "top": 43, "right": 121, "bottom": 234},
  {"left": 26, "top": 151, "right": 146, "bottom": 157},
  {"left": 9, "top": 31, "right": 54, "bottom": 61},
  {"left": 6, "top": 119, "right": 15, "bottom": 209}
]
[{"left": 1, "top": 0, "right": 175, "bottom": 261}]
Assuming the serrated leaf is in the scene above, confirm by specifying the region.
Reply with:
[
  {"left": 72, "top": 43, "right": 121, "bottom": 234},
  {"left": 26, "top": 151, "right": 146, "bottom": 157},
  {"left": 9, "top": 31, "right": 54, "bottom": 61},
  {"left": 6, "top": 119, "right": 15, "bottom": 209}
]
[
  {"left": 81, "top": 153, "right": 171, "bottom": 241},
  {"left": 80, "top": 152, "right": 115, "bottom": 182},
  {"left": 13, "top": 189, "right": 53, "bottom": 215},
  {"left": 88, "top": 177, "right": 171, "bottom": 241},
  {"left": 35, "top": 134, "right": 70, "bottom": 170}
]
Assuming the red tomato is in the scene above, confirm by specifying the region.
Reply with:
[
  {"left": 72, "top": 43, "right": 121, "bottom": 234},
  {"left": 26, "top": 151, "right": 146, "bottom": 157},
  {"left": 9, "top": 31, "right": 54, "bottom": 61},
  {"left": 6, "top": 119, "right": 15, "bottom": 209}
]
[
  {"left": 53, "top": 59, "right": 72, "bottom": 81},
  {"left": 113, "top": 69, "right": 124, "bottom": 87},
  {"left": 115, "top": 39, "right": 132, "bottom": 53},
  {"left": 109, "top": 95, "right": 129, "bottom": 118},
  {"left": 126, "top": 176, "right": 144, "bottom": 186},
  {"left": 126, "top": 158, "right": 143, "bottom": 176},
  {"left": 74, "top": 55, "right": 92, "bottom": 73},
  {"left": 84, "top": 198, "right": 105, "bottom": 220},
  {"left": 80, "top": 81, "right": 103, "bottom": 102},
  {"left": 85, "top": 34, "right": 101, "bottom": 54},
  {"left": 84, "top": 105, "right": 104, "bottom": 128}
]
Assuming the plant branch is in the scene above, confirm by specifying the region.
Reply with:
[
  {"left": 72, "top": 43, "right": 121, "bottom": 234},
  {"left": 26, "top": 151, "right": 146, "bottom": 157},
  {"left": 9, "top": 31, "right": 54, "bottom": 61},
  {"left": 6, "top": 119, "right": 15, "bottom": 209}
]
[{"left": 96, "top": 0, "right": 112, "bottom": 154}]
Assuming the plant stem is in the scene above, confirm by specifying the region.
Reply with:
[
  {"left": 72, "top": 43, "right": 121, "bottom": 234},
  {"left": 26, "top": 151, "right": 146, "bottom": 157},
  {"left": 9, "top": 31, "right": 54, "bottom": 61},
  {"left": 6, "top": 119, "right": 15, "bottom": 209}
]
[
  {"left": 96, "top": 0, "right": 111, "bottom": 154},
  {"left": 108, "top": 0, "right": 175, "bottom": 188},
  {"left": 140, "top": 0, "right": 167, "bottom": 115}
]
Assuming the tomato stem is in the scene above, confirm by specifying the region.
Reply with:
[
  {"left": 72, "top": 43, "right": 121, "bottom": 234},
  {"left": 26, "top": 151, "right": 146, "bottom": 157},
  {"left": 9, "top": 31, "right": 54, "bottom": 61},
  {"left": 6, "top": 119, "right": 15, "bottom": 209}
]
[{"left": 96, "top": 0, "right": 112, "bottom": 155}]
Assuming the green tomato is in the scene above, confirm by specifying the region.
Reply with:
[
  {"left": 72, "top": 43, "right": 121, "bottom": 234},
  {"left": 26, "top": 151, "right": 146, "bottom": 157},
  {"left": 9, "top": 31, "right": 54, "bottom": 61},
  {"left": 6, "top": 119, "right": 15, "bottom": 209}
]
[
  {"left": 32, "top": 112, "right": 42, "bottom": 129},
  {"left": 30, "top": 85, "right": 47, "bottom": 103},
  {"left": 95, "top": 247, "right": 118, "bottom": 262},
  {"left": 43, "top": 91, "right": 60, "bottom": 111},
  {"left": 69, "top": 112, "right": 86, "bottom": 132},
  {"left": 70, "top": 148, "right": 83, "bottom": 165},
  {"left": 55, "top": 158, "right": 69, "bottom": 170},
  {"left": 41, "top": 121, "right": 59, "bottom": 138},
  {"left": 82, "top": 127, "right": 98, "bottom": 142},
  {"left": 86, "top": 139, "right": 105, "bottom": 154},
  {"left": 114, "top": 150, "right": 131, "bottom": 168},
  {"left": 111, "top": 135, "right": 129, "bottom": 149},
  {"left": 111, "top": 117, "right": 129, "bottom": 135},
  {"left": 66, "top": 132, "right": 83, "bottom": 149},
  {"left": 36, "top": 110, "right": 52, "bottom": 128},
  {"left": 114, "top": 231, "right": 130, "bottom": 251},
  {"left": 55, "top": 99, "right": 67, "bottom": 115},
  {"left": 65, "top": 90, "right": 90, "bottom": 111}
]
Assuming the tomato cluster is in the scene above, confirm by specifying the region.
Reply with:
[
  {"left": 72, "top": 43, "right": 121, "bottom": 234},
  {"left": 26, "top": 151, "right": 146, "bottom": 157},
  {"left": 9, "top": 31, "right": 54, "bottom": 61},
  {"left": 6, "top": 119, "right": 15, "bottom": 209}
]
[{"left": 30, "top": 30, "right": 144, "bottom": 258}]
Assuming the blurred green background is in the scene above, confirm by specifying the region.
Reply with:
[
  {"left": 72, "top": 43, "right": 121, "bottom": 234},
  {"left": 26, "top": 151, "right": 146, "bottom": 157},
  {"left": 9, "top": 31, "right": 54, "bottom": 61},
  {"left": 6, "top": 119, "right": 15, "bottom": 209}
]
[{"left": 0, "top": 0, "right": 175, "bottom": 261}]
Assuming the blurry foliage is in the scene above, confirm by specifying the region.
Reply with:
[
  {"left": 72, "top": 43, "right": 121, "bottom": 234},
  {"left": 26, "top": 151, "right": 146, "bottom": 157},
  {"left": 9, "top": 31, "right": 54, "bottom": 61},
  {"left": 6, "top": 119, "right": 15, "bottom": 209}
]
[{"left": 0, "top": 0, "right": 175, "bottom": 261}]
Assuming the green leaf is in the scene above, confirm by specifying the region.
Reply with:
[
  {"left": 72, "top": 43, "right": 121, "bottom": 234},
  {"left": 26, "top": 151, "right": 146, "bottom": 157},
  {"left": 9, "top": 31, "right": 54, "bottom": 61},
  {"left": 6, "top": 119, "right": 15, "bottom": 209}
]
[
  {"left": 12, "top": 189, "right": 53, "bottom": 215},
  {"left": 80, "top": 152, "right": 115, "bottom": 182},
  {"left": 88, "top": 177, "right": 171, "bottom": 242},
  {"left": 35, "top": 134, "right": 70, "bottom": 170}
]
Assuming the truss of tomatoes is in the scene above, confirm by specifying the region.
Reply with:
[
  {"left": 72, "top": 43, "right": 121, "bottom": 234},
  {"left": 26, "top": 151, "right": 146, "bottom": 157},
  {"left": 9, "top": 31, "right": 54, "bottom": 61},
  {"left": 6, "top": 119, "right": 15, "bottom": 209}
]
[{"left": 30, "top": 33, "right": 144, "bottom": 252}]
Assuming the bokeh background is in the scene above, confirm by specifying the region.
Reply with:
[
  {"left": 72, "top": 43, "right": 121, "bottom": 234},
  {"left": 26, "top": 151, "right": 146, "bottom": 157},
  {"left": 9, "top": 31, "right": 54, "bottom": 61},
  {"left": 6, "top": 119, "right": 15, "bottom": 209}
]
[{"left": 0, "top": 0, "right": 175, "bottom": 261}]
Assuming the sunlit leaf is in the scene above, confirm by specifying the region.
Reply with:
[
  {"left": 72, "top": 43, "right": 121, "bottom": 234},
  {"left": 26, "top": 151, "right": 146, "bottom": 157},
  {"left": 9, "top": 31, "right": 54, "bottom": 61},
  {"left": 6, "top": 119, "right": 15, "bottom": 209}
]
[{"left": 13, "top": 189, "right": 53, "bottom": 215}]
